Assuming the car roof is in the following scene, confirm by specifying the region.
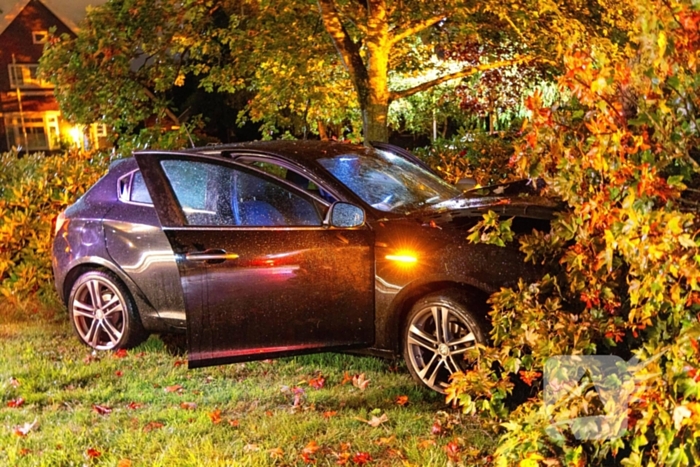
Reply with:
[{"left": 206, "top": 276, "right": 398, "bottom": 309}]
[{"left": 138, "top": 140, "right": 376, "bottom": 166}]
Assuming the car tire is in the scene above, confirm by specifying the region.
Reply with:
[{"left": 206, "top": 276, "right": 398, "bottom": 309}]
[
  {"left": 68, "top": 270, "right": 148, "bottom": 351},
  {"left": 402, "top": 289, "right": 488, "bottom": 393}
]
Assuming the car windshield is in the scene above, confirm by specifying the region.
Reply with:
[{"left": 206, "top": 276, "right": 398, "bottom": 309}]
[{"left": 318, "top": 149, "right": 460, "bottom": 213}]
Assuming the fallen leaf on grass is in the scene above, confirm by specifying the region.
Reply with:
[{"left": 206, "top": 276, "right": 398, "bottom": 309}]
[
  {"left": 173, "top": 360, "right": 186, "bottom": 367},
  {"left": 7, "top": 397, "right": 24, "bottom": 408},
  {"left": 268, "top": 447, "right": 284, "bottom": 459},
  {"left": 244, "top": 443, "right": 260, "bottom": 452},
  {"left": 115, "top": 371, "right": 123, "bottom": 377},
  {"left": 353, "top": 452, "right": 372, "bottom": 465},
  {"left": 164, "top": 384, "right": 183, "bottom": 393},
  {"left": 417, "top": 439, "right": 436, "bottom": 449},
  {"left": 209, "top": 409, "right": 222, "bottom": 424},
  {"left": 309, "top": 375, "right": 325, "bottom": 389},
  {"left": 117, "top": 460, "right": 132, "bottom": 467},
  {"left": 335, "top": 451, "right": 352, "bottom": 465},
  {"left": 13, "top": 419, "right": 37, "bottom": 437},
  {"left": 375, "top": 435, "right": 396, "bottom": 446},
  {"left": 86, "top": 448, "right": 101, "bottom": 458},
  {"left": 341, "top": 371, "right": 353, "bottom": 385},
  {"left": 444, "top": 441, "right": 461, "bottom": 461},
  {"left": 114, "top": 349, "right": 128, "bottom": 358},
  {"left": 431, "top": 421, "right": 442, "bottom": 435},
  {"left": 92, "top": 404, "right": 112, "bottom": 415},
  {"left": 180, "top": 402, "right": 197, "bottom": 410},
  {"left": 301, "top": 440, "right": 319, "bottom": 463},
  {"left": 352, "top": 373, "right": 370, "bottom": 391},
  {"left": 127, "top": 402, "right": 143, "bottom": 410},
  {"left": 18, "top": 448, "right": 31, "bottom": 456},
  {"left": 396, "top": 395, "right": 409, "bottom": 406},
  {"left": 143, "top": 421, "right": 164, "bottom": 433},
  {"left": 228, "top": 419, "right": 240, "bottom": 427},
  {"left": 355, "top": 413, "right": 388, "bottom": 427},
  {"left": 323, "top": 411, "right": 337, "bottom": 419}
]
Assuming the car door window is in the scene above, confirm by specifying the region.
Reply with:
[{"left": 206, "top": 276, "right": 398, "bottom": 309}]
[
  {"left": 160, "top": 159, "right": 323, "bottom": 227},
  {"left": 238, "top": 158, "right": 337, "bottom": 204}
]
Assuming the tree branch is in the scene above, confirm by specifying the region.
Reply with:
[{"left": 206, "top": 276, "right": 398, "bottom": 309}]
[
  {"left": 390, "top": 14, "right": 446, "bottom": 46},
  {"left": 389, "top": 55, "right": 535, "bottom": 101},
  {"left": 316, "top": 0, "right": 368, "bottom": 93}
]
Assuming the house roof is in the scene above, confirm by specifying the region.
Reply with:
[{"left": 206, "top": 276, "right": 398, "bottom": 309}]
[{"left": 0, "top": 0, "right": 99, "bottom": 36}]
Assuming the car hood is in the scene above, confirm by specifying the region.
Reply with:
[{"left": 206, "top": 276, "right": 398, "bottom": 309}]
[{"left": 403, "top": 179, "right": 561, "bottom": 222}]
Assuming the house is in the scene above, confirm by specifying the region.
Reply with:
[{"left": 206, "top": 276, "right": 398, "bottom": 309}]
[{"left": 0, "top": 0, "right": 105, "bottom": 153}]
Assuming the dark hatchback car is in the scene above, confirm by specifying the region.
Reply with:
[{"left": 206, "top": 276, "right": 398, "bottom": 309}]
[{"left": 52, "top": 141, "right": 555, "bottom": 392}]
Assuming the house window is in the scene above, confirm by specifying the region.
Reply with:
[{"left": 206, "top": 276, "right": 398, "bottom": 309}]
[
  {"left": 32, "top": 31, "right": 48, "bottom": 44},
  {"left": 4, "top": 113, "right": 59, "bottom": 150},
  {"left": 8, "top": 64, "right": 52, "bottom": 88},
  {"left": 95, "top": 124, "right": 108, "bottom": 137}
]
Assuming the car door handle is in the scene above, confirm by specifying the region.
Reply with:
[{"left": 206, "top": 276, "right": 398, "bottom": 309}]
[{"left": 185, "top": 249, "right": 239, "bottom": 263}]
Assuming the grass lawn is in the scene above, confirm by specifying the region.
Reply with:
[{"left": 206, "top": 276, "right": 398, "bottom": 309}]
[{"left": 0, "top": 306, "right": 493, "bottom": 466}]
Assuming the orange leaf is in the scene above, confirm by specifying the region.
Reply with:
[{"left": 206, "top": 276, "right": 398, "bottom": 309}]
[
  {"left": 268, "top": 447, "right": 284, "bottom": 459},
  {"left": 353, "top": 452, "right": 372, "bottom": 465},
  {"left": 301, "top": 440, "right": 319, "bottom": 463},
  {"left": 127, "top": 402, "right": 143, "bottom": 410},
  {"left": 228, "top": 419, "right": 240, "bottom": 427},
  {"left": 396, "top": 395, "right": 409, "bottom": 406},
  {"left": 114, "top": 349, "right": 128, "bottom": 358},
  {"left": 164, "top": 384, "right": 183, "bottom": 393},
  {"left": 340, "top": 371, "right": 352, "bottom": 385},
  {"left": 418, "top": 439, "right": 436, "bottom": 449},
  {"left": 209, "top": 409, "right": 222, "bottom": 424},
  {"left": 444, "top": 441, "right": 461, "bottom": 461},
  {"left": 323, "top": 410, "right": 337, "bottom": 419},
  {"left": 180, "top": 402, "right": 197, "bottom": 410},
  {"left": 117, "top": 460, "right": 132, "bottom": 467},
  {"left": 7, "top": 397, "right": 24, "bottom": 408},
  {"left": 86, "top": 448, "right": 101, "bottom": 459},
  {"left": 143, "top": 421, "right": 164, "bottom": 432},
  {"left": 309, "top": 375, "right": 325, "bottom": 389}
]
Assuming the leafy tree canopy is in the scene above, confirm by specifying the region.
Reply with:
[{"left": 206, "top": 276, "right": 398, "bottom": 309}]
[{"left": 41, "top": 0, "right": 632, "bottom": 145}]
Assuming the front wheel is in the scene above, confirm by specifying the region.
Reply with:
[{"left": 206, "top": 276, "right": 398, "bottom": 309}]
[
  {"left": 402, "top": 289, "right": 488, "bottom": 393},
  {"left": 68, "top": 270, "right": 147, "bottom": 351}
]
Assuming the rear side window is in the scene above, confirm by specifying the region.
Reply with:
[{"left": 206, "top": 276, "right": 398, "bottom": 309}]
[
  {"left": 130, "top": 171, "right": 152, "bottom": 204},
  {"left": 117, "top": 170, "right": 153, "bottom": 205}
]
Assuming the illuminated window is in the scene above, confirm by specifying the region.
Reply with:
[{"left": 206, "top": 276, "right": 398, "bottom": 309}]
[
  {"left": 8, "top": 64, "right": 52, "bottom": 88},
  {"left": 32, "top": 31, "right": 48, "bottom": 44},
  {"left": 4, "top": 113, "right": 59, "bottom": 150}
]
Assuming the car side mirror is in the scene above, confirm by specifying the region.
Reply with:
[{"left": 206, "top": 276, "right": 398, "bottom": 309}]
[
  {"left": 329, "top": 202, "right": 365, "bottom": 228},
  {"left": 455, "top": 177, "right": 477, "bottom": 191}
]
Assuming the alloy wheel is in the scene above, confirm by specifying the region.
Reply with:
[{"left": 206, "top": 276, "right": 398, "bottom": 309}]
[
  {"left": 71, "top": 277, "right": 127, "bottom": 350},
  {"left": 405, "top": 303, "right": 478, "bottom": 392}
]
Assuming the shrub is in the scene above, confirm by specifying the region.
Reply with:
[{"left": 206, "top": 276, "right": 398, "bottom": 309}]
[
  {"left": 448, "top": 0, "right": 700, "bottom": 465},
  {"left": 413, "top": 132, "right": 518, "bottom": 186},
  {"left": 0, "top": 150, "right": 112, "bottom": 305}
]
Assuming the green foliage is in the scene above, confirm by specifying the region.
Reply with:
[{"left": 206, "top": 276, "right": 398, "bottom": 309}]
[
  {"left": 467, "top": 212, "right": 515, "bottom": 247},
  {"left": 414, "top": 132, "right": 518, "bottom": 185},
  {"left": 0, "top": 151, "right": 112, "bottom": 303},
  {"left": 447, "top": 0, "right": 700, "bottom": 465}
]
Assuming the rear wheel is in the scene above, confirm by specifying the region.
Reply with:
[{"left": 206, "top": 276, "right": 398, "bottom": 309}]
[
  {"left": 68, "top": 270, "right": 147, "bottom": 351},
  {"left": 402, "top": 289, "right": 488, "bottom": 393}
]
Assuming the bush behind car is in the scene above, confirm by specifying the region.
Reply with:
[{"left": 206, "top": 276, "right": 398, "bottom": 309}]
[{"left": 0, "top": 150, "right": 112, "bottom": 306}]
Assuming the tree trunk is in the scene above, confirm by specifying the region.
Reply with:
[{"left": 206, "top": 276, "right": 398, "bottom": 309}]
[
  {"left": 363, "top": 0, "right": 390, "bottom": 144},
  {"left": 362, "top": 100, "right": 389, "bottom": 143}
]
